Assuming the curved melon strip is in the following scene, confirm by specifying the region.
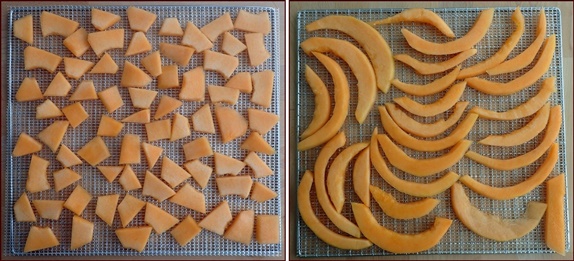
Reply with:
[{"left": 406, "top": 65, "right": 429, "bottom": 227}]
[
  {"left": 392, "top": 66, "right": 460, "bottom": 96},
  {"left": 470, "top": 77, "right": 555, "bottom": 120},
  {"left": 395, "top": 49, "right": 476, "bottom": 75},
  {"left": 487, "top": 9, "right": 547, "bottom": 75},
  {"left": 451, "top": 182, "right": 547, "bottom": 241},
  {"left": 300, "top": 65, "right": 331, "bottom": 139},
  {"left": 479, "top": 103, "right": 550, "bottom": 146},
  {"left": 466, "top": 35, "right": 556, "bottom": 95},
  {"left": 369, "top": 185, "right": 439, "bottom": 220},
  {"left": 298, "top": 52, "right": 350, "bottom": 151},
  {"left": 300, "top": 37, "right": 375, "bottom": 124},
  {"left": 466, "top": 105, "right": 561, "bottom": 170},
  {"left": 370, "top": 128, "right": 460, "bottom": 197},
  {"left": 394, "top": 81, "right": 466, "bottom": 117},
  {"left": 460, "top": 143, "right": 558, "bottom": 200},
  {"left": 327, "top": 142, "right": 369, "bottom": 213},
  {"left": 545, "top": 173, "right": 566, "bottom": 256},
  {"left": 353, "top": 148, "right": 371, "bottom": 207},
  {"left": 401, "top": 8, "right": 494, "bottom": 55},
  {"left": 352, "top": 202, "right": 452, "bottom": 253},
  {"left": 314, "top": 132, "right": 362, "bottom": 238},
  {"left": 298, "top": 170, "right": 373, "bottom": 249},
  {"left": 385, "top": 102, "right": 469, "bottom": 138},
  {"left": 369, "top": 8, "right": 455, "bottom": 38},
  {"left": 457, "top": 8, "right": 525, "bottom": 79},
  {"left": 306, "top": 15, "right": 394, "bottom": 93}
]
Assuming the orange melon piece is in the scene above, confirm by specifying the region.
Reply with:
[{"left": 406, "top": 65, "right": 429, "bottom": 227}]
[
  {"left": 63, "top": 28, "right": 90, "bottom": 57},
  {"left": 96, "top": 194, "right": 119, "bottom": 226},
  {"left": 145, "top": 119, "right": 172, "bottom": 142},
  {"left": 203, "top": 50, "right": 239, "bottom": 79},
  {"left": 256, "top": 215, "right": 279, "bottom": 244},
  {"left": 98, "top": 85, "right": 124, "bottom": 113},
  {"left": 125, "top": 31, "right": 152, "bottom": 56},
  {"left": 225, "top": 72, "right": 252, "bottom": 93},
  {"left": 221, "top": 32, "right": 246, "bottom": 56},
  {"left": 171, "top": 216, "right": 202, "bottom": 246},
  {"left": 77, "top": 136, "right": 110, "bottom": 166},
  {"left": 395, "top": 49, "right": 477, "bottom": 75},
  {"left": 181, "top": 21, "right": 213, "bottom": 52},
  {"left": 369, "top": 8, "right": 455, "bottom": 38},
  {"left": 327, "top": 142, "right": 368, "bottom": 213},
  {"left": 300, "top": 65, "right": 329, "bottom": 138},
  {"left": 128, "top": 88, "right": 157, "bottom": 109},
  {"left": 370, "top": 185, "right": 439, "bottom": 220},
  {"left": 91, "top": 8, "right": 120, "bottom": 31},
  {"left": 394, "top": 81, "right": 466, "bottom": 117},
  {"left": 169, "top": 183, "right": 206, "bottom": 213},
  {"left": 23, "top": 46, "right": 62, "bottom": 73},
  {"left": 57, "top": 144, "right": 82, "bottom": 167},
  {"left": 12, "top": 132, "right": 42, "bottom": 157},
  {"left": 122, "top": 109, "right": 150, "bottom": 123},
  {"left": 250, "top": 182, "right": 277, "bottom": 202},
  {"left": 53, "top": 168, "right": 81, "bottom": 192},
  {"left": 118, "top": 165, "right": 142, "bottom": 191},
  {"left": 141, "top": 51, "right": 162, "bottom": 77},
  {"left": 141, "top": 142, "right": 162, "bottom": 169},
  {"left": 385, "top": 102, "right": 468, "bottom": 138},
  {"left": 184, "top": 160, "right": 212, "bottom": 189},
  {"left": 200, "top": 12, "right": 234, "bottom": 42},
  {"left": 44, "top": 72, "right": 72, "bottom": 97},
  {"left": 161, "top": 156, "right": 190, "bottom": 188},
  {"left": 353, "top": 148, "right": 370, "bottom": 206},
  {"left": 64, "top": 185, "right": 92, "bottom": 215},
  {"left": 97, "top": 166, "right": 123, "bottom": 183},
  {"left": 71, "top": 215, "right": 94, "bottom": 250},
  {"left": 97, "top": 115, "right": 123, "bottom": 137},
  {"left": 70, "top": 80, "right": 98, "bottom": 101},
  {"left": 191, "top": 104, "right": 215, "bottom": 133},
  {"left": 546, "top": 173, "right": 566, "bottom": 256},
  {"left": 117, "top": 194, "right": 145, "bottom": 227},
  {"left": 32, "top": 200, "right": 64, "bottom": 220},
  {"left": 115, "top": 226, "right": 152, "bottom": 252},
  {"left": 24, "top": 226, "right": 59, "bottom": 252},
  {"left": 234, "top": 10, "right": 271, "bottom": 35},
  {"left": 14, "top": 193, "right": 36, "bottom": 222},
  {"left": 208, "top": 85, "right": 239, "bottom": 104},
  {"left": 37, "top": 120, "right": 69, "bottom": 152},
  {"left": 392, "top": 66, "right": 460, "bottom": 96},
  {"left": 241, "top": 131, "right": 275, "bottom": 155},
  {"left": 13, "top": 15, "right": 33, "bottom": 44},
  {"left": 36, "top": 99, "right": 63, "bottom": 119},
  {"left": 170, "top": 113, "right": 191, "bottom": 141},
  {"left": 248, "top": 108, "right": 278, "bottom": 135},
  {"left": 121, "top": 61, "right": 152, "bottom": 88},
  {"left": 216, "top": 176, "right": 253, "bottom": 198},
  {"left": 182, "top": 136, "right": 213, "bottom": 161},
  {"left": 142, "top": 170, "right": 175, "bottom": 202},
  {"left": 126, "top": 6, "right": 157, "bottom": 32},
  {"left": 87, "top": 29, "right": 125, "bottom": 57},
  {"left": 144, "top": 202, "right": 179, "bottom": 234},
  {"left": 120, "top": 134, "right": 141, "bottom": 164},
  {"left": 40, "top": 11, "right": 79, "bottom": 37},
  {"left": 157, "top": 65, "right": 179, "bottom": 89},
  {"left": 154, "top": 95, "right": 182, "bottom": 120},
  {"left": 251, "top": 70, "right": 274, "bottom": 108},
  {"left": 224, "top": 210, "right": 254, "bottom": 245},
  {"left": 198, "top": 200, "right": 233, "bottom": 235},
  {"left": 214, "top": 105, "right": 248, "bottom": 143},
  {"left": 159, "top": 17, "right": 183, "bottom": 36},
  {"left": 26, "top": 155, "right": 50, "bottom": 193},
  {"left": 180, "top": 66, "right": 205, "bottom": 101},
  {"left": 89, "top": 53, "right": 118, "bottom": 74},
  {"left": 244, "top": 151, "right": 273, "bottom": 178},
  {"left": 245, "top": 32, "right": 269, "bottom": 66},
  {"left": 62, "top": 102, "right": 89, "bottom": 128},
  {"left": 214, "top": 152, "right": 246, "bottom": 175},
  {"left": 160, "top": 42, "right": 194, "bottom": 66},
  {"left": 16, "top": 77, "right": 43, "bottom": 102}
]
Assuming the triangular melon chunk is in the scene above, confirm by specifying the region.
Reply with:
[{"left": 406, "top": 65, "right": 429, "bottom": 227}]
[
  {"left": 244, "top": 151, "right": 273, "bottom": 178},
  {"left": 32, "top": 200, "right": 64, "bottom": 220},
  {"left": 120, "top": 134, "right": 141, "bottom": 164},
  {"left": 154, "top": 95, "right": 182, "bottom": 120},
  {"left": 200, "top": 12, "right": 234, "bottom": 42},
  {"left": 142, "top": 142, "right": 163, "bottom": 169},
  {"left": 203, "top": 50, "right": 238, "bottom": 79},
  {"left": 77, "top": 136, "right": 110, "bottom": 166},
  {"left": 160, "top": 42, "right": 194, "bottom": 66},
  {"left": 214, "top": 152, "right": 246, "bottom": 175},
  {"left": 191, "top": 104, "right": 215, "bottom": 133},
  {"left": 250, "top": 181, "right": 277, "bottom": 202},
  {"left": 182, "top": 21, "right": 213, "bottom": 52},
  {"left": 40, "top": 11, "right": 79, "bottom": 37},
  {"left": 145, "top": 202, "right": 179, "bottom": 234},
  {"left": 141, "top": 51, "right": 162, "bottom": 77},
  {"left": 57, "top": 144, "right": 82, "bottom": 168},
  {"left": 180, "top": 66, "right": 205, "bottom": 101},
  {"left": 37, "top": 120, "right": 69, "bottom": 152},
  {"left": 14, "top": 193, "right": 36, "bottom": 222},
  {"left": 216, "top": 176, "right": 253, "bottom": 198},
  {"left": 97, "top": 115, "right": 124, "bottom": 137},
  {"left": 122, "top": 109, "right": 150, "bottom": 123},
  {"left": 248, "top": 108, "right": 278, "bottom": 135},
  {"left": 117, "top": 194, "right": 145, "bottom": 227},
  {"left": 26, "top": 155, "right": 50, "bottom": 193},
  {"left": 61, "top": 102, "right": 89, "bottom": 128},
  {"left": 16, "top": 77, "right": 43, "bottom": 102},
  {"left": 171, "top": 215, "right": 202, "bottom": 246},
  {"left": 198, "top": 200, "right": 232, "bottom": 235},
  {"left": 128, "top": 88, "right": 158, "bottom": 109},
  {"left": 125, "top": 31, "right": 152, "bottom": 56},
  {"left": 234, "top": 10, "right": 271, "bottom": 35},
  {"left": 89, "top": 53, "right": 119, "bottom": 74},
  {"left": 44, "top": 72, "right": 71, "bottom": 97},
  {"left": 121, "top": 61, "right": 152, "bottom": 88},
  {"left": 24, "top": 46, "right": 62, "bottom": 73},
  {"left": 64, "top": 57, "right": 94, "bottom": 79},
  {"left": 116, "top": 227, "right": 152, "bottom": 252},
  {"left": 241, "top": 131, "right": 275, "bottom": 155},
  {"left": 208, "top": 85, "right": 239, "bottom": 105},
  {"left": 225, "top": 72, "right": 252, "bottom": 93},
  {"left": 161, "top": 156, "right": 190, "bottom": 188},
  {"left": 256, "top": 215, "right": 279, "bottom": 244},
  {"left": 36, "top": 99, "right": 63, "bottom": 119},
  {"left": 14, "top": 15, "right": 33, "bottom": 44},
  {"left": 159, "top": 18, "right": 183, "bottom": 36},
  {"left": 184, "top": 160, "right": 212, "bottom": 189},
  {"left": 12, "top": 132, "right": 42, "bottom": 157},
  {"left": 63, "top": 28, "right": 90, "bottom": 57},
  {"left": 223, "top": 210, "right": 254, "bottom": 245},
  {"left": 142, "top": 170, "right": 175, "bottom": 202},
  {"left": 63, "top": 185, "right": 92, "bottom": 215},
  {"left": 245, "top": 32, "right": 270, "bottom": 66},
  {"left": 221, "top": 32, "right": 246, "bottom": 56},
  {"left": 169, "top": 183, "right": 206, "bottom": 213},
  {"left": 158, "top": 65, "right": 180, "bottom": 89},
  {"left": 182, "top": 136, "right": 213, "bottom": 161},
  {"left": 171, "top": 113, "right": 191, "bottom": 141},
  {"left": 96, "top": 194, "right": 119, "bottom": 226},
  {"left": 71, "top": 215, "right": 94, "bottom": 250},
  {"left": 24, "top": 226, "right": 59, "bottom": 253},
  {"left": 91, "top": 8, "right": 120, "bottom": 31},
  {"left": 97, "top": 165, "right": 123, "bottom": 182},
  {"left": 127, "top": 6, "right": 157, "bottom": 32},
  {"left": 98, "top": 85, "right": 124, "bottom": 113},
  {"left": 251, "top": 70, "right": 274, "bottom": 107},
  {"left": 70, "top": 80, "right": 98, "bottom": 101},
  {"left": 214, "top": 105, "right": 247, "bottom": 143},
  {"left": 87, "top": 29, "right": 124, "bottom": 57},
  {"left": 53, "top": 168, "right": 82, "bottom": 192},
  {"left": 118, "top": 165, "right": 142, "bottom": 191},
  {"left": 145, "top": 119, "right": 172, "bottom": 142}
]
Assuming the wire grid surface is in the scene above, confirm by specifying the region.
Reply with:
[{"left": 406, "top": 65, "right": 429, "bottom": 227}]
[
  {"left": 296, "top": 7, "right": 569, "bottom": 257},
  {"left": 5, "top": 5, "right": 282, "bottom": 256}
]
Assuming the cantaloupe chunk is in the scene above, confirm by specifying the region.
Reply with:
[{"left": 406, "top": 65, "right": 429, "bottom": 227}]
[
  {"left": 118, "top": 165, "right": 142, "bottom": 191},
  {"left": 157, "top": 65, "right": 179, "bottom": 89},
  {"left": 142, "top": 170, "right": 175, "bottom": 202},
  {"left": 214, "top": 105, "right": 247, "bottom": 143},
  {"left": 145, "top": 119, "right": 171, "bottom": 142},
  {"left": 40, "top": 11, "right": 79, "bottom": 37},
  {"left": 326, "top": 142, "right": 368, "bottom": 213},
  {"left": 216, "top": 176, "right": 253, "bottom": 198},
  {"left": 183, "top": 160, "right": 212, "bottom": 189},
  {"left": 36, "top": 99, "right": 63, "bottom": 119},
  {"left": 221, "top": 32, "right": 246, "bottom": 56},
  {"left": 214, "top": 152, "right": 246, "bottom": 175},
  {"left": 128, "top": 88, "right": 157, "bottom": 109},
  {"left": 87, "top": 29, "right": 125, "bottom": 57},
  {"left": 248, "top": 108, "right": 278, "bottom": 135},
  {"left": 208, "top": 85, "right": 239, "bottom": 104},
  {"left": 370, "top": 185, "right": 439, "bottom": 220},
  {"left": 12, "top": 132, "right": 42, "bottom": 157},
  {"left": 161, "top": 156, "right": 190, "bottom": 188},
  {"left": 250, "top": 182, "right": 277, "bottom": 202},
  {"left": 154, "top": 95, "right": 182, "bottom": 119},
  {"left": 89, "top": 53, "right": 119, "bottom": 74},
  {"left": 32, "top": 200, "right": 64, "bottom": 220},
  {"left": 71, "top": 215, "right": 94, "bottom": 250},
  {"left": 119, "top": 134, "right": 141, "bottom": 164},
  {"left": 121, "top": 61, "right": 152, "bottom": 88},
  {"left": 394, "top": 81, "right": 466, "bottom": 117},
  {"left": 199, "top": 200, "right": 232, "bottom": 235},
  {"left": 125, "top": 31, "right": 152, "bottom": 56},
  {"left": 170, "top": 113, "right": 190, "bottom": 141},
  {"left": 245, "top": 33, "right": 269, "bottom": 66},
  {"left": 141, "top": 51, "right": 162, "bottom": 77},
  {"left": 70, "top": 80, "right": 98, "bottom": 101},
  {"left": 234, "top": 10, "right": 271, "bottom": 35},
  {"left": 24, "top": 46, "right": 62, "bottom": 73},
  {"left": 392, "top": 66, "right": 460, "bottom": 96},
  {"left": 126, "top": 6, "right": 157, "bottom": 32},
  {"left": 386, "top": 102, "right": 468, "bottom": 138},
  {"left": 122, "top": 109, "right": 150, "bottom": 123},
  {"left": 16, "top": 77, "right": 43, "bottom": 102},
  {"left": 546, "top": 173, "right": 566, "bottom": 256},
  {"left": 171, "top": 216, "right": 202, "bottom": 246},
  {"left": 244, "top": 152, "right": 273, "bottom": 178},
  {"left": 98, "top": 85, "right": 124, "bottom": 113},
  {"left": 169, "top": 183, "right": 206, "bottom": 213},
  {"left": 182, "top": 21, "right": 213, "bottom": 52},
  {"left": 225, "top": 72, "right": 252, "bottom": 93},
  {"left": 62, "top": 102, "right": 89, "bottom": 128},
  {"left": 57, "top": 144, "right": 82, "bottom": 167},
  {"left": 64, "top": 185, "right": 92, "bottom": 215},
  {"left": 53, "top": 168, "right": 81, "bottom": 192},
  {"left": 159, "top": 17, "right": 183, "bottom": 36},
  {"left": 91, "top": 8, "right": 120, "bottom": 31},
  {"left": 369, "top": 8, "right": 455, "bottom": 38},
  {"left": 142, "top": 142, "right": 162, "bottom": 169},
  {"left": 241, "top": 131, "right": 275, "bottom": 155},
  {"left": 44, "top": 72, "right": 72, "bottom": 97},
  {"left": 97, "top": 115, "right": 123, "bottom": 137},
  {"left": 63, "top": 28, "right": 90, "bottom": 57},
  {"left": 159, "top": 42, "right": 194, "bottom": 66},
  {"left": 191, "top": 104, "right": 215, "bottom": 133},
  {"left": 200, "top": 12, "right": 234, "bottom": 42},
  {"left": 24, "top": 226, "right": 59, "bottom": 252},
  {"left": 251, "top": 70, "right": 274, "bottom": 108},
  {"left": 37, "top": 120, "right": 69, "bottom": 152},
  {"left": 115, "top": 226, "right": 152, "bottom": 252},
  {"left": 96, "top": 194, "right": 119, "bottom": 226},
  {"left": 14, "top": 193, "right": 36, "bottom": 222},
  {"left": 117, "top": 194, "right": 145, "bottom": 227},
  {"left": 77, "top": 136, "right": 110, "bottom": 166},
  {"left": 224, "top": 210, "right": 254, "bottom": 245},
  {"left": 256, "top": 215, "right": 279, "bottom": 244},
  {"left": 203, "top": 50, "right": 238, "bottom": 79},
  {"left": 26, "top": 155, "right": 50, "bottom": 193},
  {"left": 144, "top": 202, "right": 179, "bottom": 234},
  {"left": 14, "top": 15, "right": 33, "bottom": 44},
  {"left": 179, "top": 67, "right": 205, "bottom": 101},
  {"left": 395, "top": 49, "right": 477, "bottom": 75},
  {"left": 97, "top": 165, "right": 123, "bottom": 182}
]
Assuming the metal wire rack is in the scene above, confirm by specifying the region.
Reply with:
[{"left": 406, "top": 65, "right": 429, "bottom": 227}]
[{"left": 296, "top": 7, "right": 569, "bottom": 257}]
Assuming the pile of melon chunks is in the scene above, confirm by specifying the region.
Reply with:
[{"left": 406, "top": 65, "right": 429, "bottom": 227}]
[{"left": 12, "top": 6, "right": 280, "bottom": 253}]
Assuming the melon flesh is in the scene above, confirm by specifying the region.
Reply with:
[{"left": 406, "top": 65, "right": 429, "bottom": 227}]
[
  {"left": 87, "top": 29, "right": 125, "bottom": 57},
  {"left": 121, "top": 61, "right": 152, "bottom": 88},
  {"left": 250, "top": 181, "right": 277, "bottom": 202},
  {"left": 225, "top": 72, "right": 252, "bottom": 93},
  {"left": 141, "top": 51, "right": 162, "bottom": 77},
  {"left": 70, "top": 80, "right": 98, "bottom": 101},
  {"left": 180, "top": 66, "right": 205, "bottom": 101},
  {"left": 57, "top": 144, "right": 82, "bottom": 167},
  {"left": 118, "top": 165, "right": 142, "bottom": 191},
  {"left": 91, "top": 8, "right": 120, "bottom": 31},
  {"left": 142, "top": 170, "right": 175, "bottom": 202},
  {"left": 63, "top": 28, "right": 90, "bottom": 57},
  {"left": 37, "top": 120, "right": 69, "bottom": 152},
  {"left": 216, "top": 176, "right": 253, "bottom": 198},
  {"left": 183, "top": 136, "right": 213, "bottom": 161},
  {"left": 122, "top": 109, "right": 150, "bottom": 123},
  {"left": 392, "top": 66, "right": 460, "bottom": 96},
  {"left": 256, "top": 215, "right": 279, "bottom": 244},
  {"left": 370, "top": 185, "right": 439, "bottom": 220},
  {"left": 214, "top": 152, "right": 246, "bottom": 175},
  {"left": 369, "top": 8, "right": 455, "bottom": 37},
  {"left": 204, "top": 50, "right": 239, "bottom": 79},
  {"left": 157, "top": 65, "right": 180, "bottom": 89},
  {"left": 115, "top": 226, "right": 152, "bottom": 252},
  {"left": 182, "top": 21, "right": 213, "bottom": 52},
  {"left": 14, "top": 193, "right": 36, "bottom": 222},
  {"left": 144, "top": 202, "right": 179, "bottom": 234},
  {"left": 24, "top": 226, "right": 60, "bottom": 253},
  {"left": 191, "top": 104, "right": 215, "bottom": 133},
  {"left": 44, "top": 72, "right": 72, "bottom": 97},
  {"left": 97, "top": 115, "right": 124, "bottom": 137},
  {"left": 160, "top": 42, "right": 195, "bottom": 66},
  {"left": 62, "top": 102, "right": 89, "bottom": 128},
  {"left": 394, "top": 49, "right": 477, "bottom": 75},
  {"left": 89, "top": 53, "right": 119, "bottom": 74},
  {"left": 128, "top": 88, "right": 158, "bottom": 109},
  {"left": 154, "top": 95, "right": 182, "bottom": 120},
  {"left": 125, "top": 31, "right": 152, "bottom": 56},
  {"left": 385, "top": 102, "right": 468, "bottom": 138},
  {"left": 12, "top": 132, "right": 42, "bottom": 157},
  {"left": 16, "top": 77, "right": 43, "bottom": 102},
  {"left": 244, "top": 152, "right": 273, "bottom": 178},
  {"left": 14, "top": 15, "right": 33, "bottom": 44},
  {"left": 171, "top": 216, "right": 202, "bottom": 246},
  {"left": 24, "top": 46, "right": 62, "bottom": 73},
  {"left": 208, "top": 85, "right": 239, "bottom": 104},
  {"left": 64, "top": 57, "right": 94, "bottom": 79},
  {"left": 26, "top": 155, "right": 50, "bottom": 193},
  {"left": 141, "top": 142, "right": 163, "bottom": 169},
  {"left": 127, "top": 6, "right": 157, "bottom": 32},
  {"left": 63, "top": 185, "right": 92, "bottom": 215},
  {"left": 327, "top": 142, "right": 368, "bottom": 213},
  {"left": 161, "top": 156, "right": 190, "bottom": 188},
  {"left": 241, "top": 131, "right": 275, "bottom": 155},
  {"left": 214, "top": 105, "right": 247, "bottom": 143},
  {"left": 223, "top": 210, "right": 254, "bottom": 245},
  {"left": 36, "top": 99, "right": 63, "bottom": 119},
  {"left": 77, "top": 136, "right": 110, "bottom": 166},
  {"left": 169, "top": 183, "right": 206, "bottom": 213},
  {"left": 120, "top": 134, "right": 141, "bottom": 164},
  {"left": 198, "top": 200, "right": 233, "bottom": 235},
  {"left": 184, "top": 160, "right": 212, "bottom": 189},
  {"left": 32, "top": 200, "right": 64, "bottom": 220},
  {"left": 353, "top": 148, "right": 370, "bottom": 207},
  {"left": 245, "top": 33, "right": 270, "bottom": 66},
  {"left": 40, "top": 11, "right": 79, "bottom": 37},
  {"left": 97, "top": 165, "right": 123, "bottom": 183},
  {"left": 96, "top": 194, "right": 119, "bottom": 226},
  {"left": 546, "top": 174, "right": 565, "bottom": 256},
  {"left": 53, "top": 168, "right": 82, "bottom": 192},
  {"left": 117, "top": 194, "right": 145, "bottom": 227},
  {"left": 98, "top": 85, "right": 124, "bottom": 113},
  {"left": 251, "top": 70, "right": 274, "bottom": 108},
  {"left": 248, "top": 108, "right": 278, "bottom": 135},
  {"left": 145, "top": 119, "right": 172, "bottom": 142},
  {"left": 221, "top": 32, "right": 246, "bottom": 56},
  {"left": 159, "top": 17, "right": 183, "bottom": 36},
  {"left": 234, "top": 10, "right": 271, "bottom": 35},
  {"left": 71, "top": 215, "right": 94, "bottom": 250},
  {"left": 200, "top": 12, "right": 234, "bottom": 42}
]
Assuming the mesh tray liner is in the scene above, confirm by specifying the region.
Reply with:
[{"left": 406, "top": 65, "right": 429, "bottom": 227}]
[
  {"left": 296, "top": 7, "right": 569, "bottom": 257},
  {"left": 5, "top": 5, "right": 282, "bottom": 256}
]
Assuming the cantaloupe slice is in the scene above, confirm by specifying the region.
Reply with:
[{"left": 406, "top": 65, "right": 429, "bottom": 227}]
[
  {"left": 369, "top": 8, "right": 455, "bottom": 37},
  {"left": 160, "top": 42, "right": 194, "bottom": 66},
  {"left": 14, "top": 15, "right": 33, "bottom": 44},
  {"left": 71, "top": 215, "right": 94, "bottom": 250},
  {"left": 225, "top": 72, "right": 252, "bottom": 93},
  {"left": 63, "top": 28, "right": 90, "bottom": 57},
  {"left": 184, "top": 160, "right": 212, "bottom": 189},
  {"left": 118, "top": 165, "right": 142, "bottom": 191},
  {"left": 32, "top": 200, "right": 64, "bottom": 220},
  {"left": 250, "top": 181, "right": 277, "bottom": 202},
  {"left": 392, "top": 66, "right": 460, "bottom": 96},
  {"left": 256, "top": 215, "right": 279, "bottom": 244},
  {"left": 251, "top": 70, "right": 274, "bottom": 108},
  {"left": 157, "top": 65, "right": 179, "bottom": 89},
  {"left": 70, "top": 80, "right": 98, "bottom": 101},
  {"left": 370, "top": 185, "right": 439, "bottom": 220},
  {"left": 208, "top": 85, "right": 239, "bottom": 104},
  {"left": 98, "top": 85, "right": 124, "bottom": 113},
  {"left": 234, "top": 10, "right": 271, "bottom": 35},
  {"left": 200, "top": 12, "right": 234, "bottom": 42},
  {"left": 401, "top": 8, "right": 494, "bottom": 55},
  {"left": 12, "top": 132, "right": 42, "bottom": 157},
  {"left": 16, "top": 77, "right": 43, "bottom": 102},
  {"left": 247, "top": 108, "right": 278, "bottom": 135},
  {"left": 171, "top": 216, "right": 202, "bottom": 246},
  {"left": 125, "top": 31, "right": 152, "bottom": 56},
  {"left": 119, "top": 134, "right": 141, "bottom": 164},
  {"left": 63, "top": 185, "right": 92, "bottom": 215},
  {"left": 77, "top": 136, "right": 110, "bottom": 166},
  {"left": 37, "top": 120, "right": 69, "bottom": 152},
  {"left": 385, "top": 102, "right": 468, "bottom": 138},
  {"left": 57, "top": 144, "right": 82, "bottom": 167},
  {"left": 53, "top": 168, "right": 81, "bottom": 192},
  {"left": 203, "top": 50, "right": 238, "bottom": 79},
  {"left": 40, "top": 11, "right": 79, "bottom": 37},
  {"left": 394, "top": 81, "right": 466, "bottom": 117},
  {"left": 224, "top": 210, "right": 254, "bottom": 245},
  {"left": 352, "top": 202, "right": 452, "bottom": 253},
  {"left": 198, "top": 200, "right": 233, "bottom": 235},
  {"left": 117, "top": 194, "right": 145, "bottom": 227},
  {"left": 214, "top": 152, "right": 246, "bottom": 175},
  {"left": 96, "top": 194, "right": 119, "bottom": 226},
  {"left": 300, "top": 65, "right": 329, "bottom": 138},
  {"left": 161, "top": 156, "right": 190, "bottom": 188},
  {"left": 154, "top": 95, "right": 182, "bottom": 120},
  {"left": 298, "top": 170, "right": 372, "bottom": 249},
  {"left": 36, "top": 99, "right": 63, "bottom": 119},
  {"left": 326, "top": 142, "right": 368, "bottom": 213},
  {"left": 121, "top": 61, "right": 152, "bottom": 88},
  {"left": 214, "top": 105, "right": 248, "bottom": 143},
  {"left": 115, "top": 226, "right": 152, "bottom": 252},
  {"left": 97, "top": 115, "right": 124, "bottom": 137},
  {"left": 245, "top": 33, "right": 269, "bottom": 66},
  {"left": 180, "top": 66, "right": 205, "bottom": 101},
  {"left": 126, "top": 6, "right": 157, "bottom": 32},
  {"left": 23, "top": 46, "right": 62, "bottom": 73},
  {"left": 62, "top": 102, "right": 89, "bottom": 128},
  {"left": 145, "top": 119, "right": 171, "bottom": 142},
  {"left": 244, "top": 151, "right": 273, "bottom": 178},
  {"left": 24, "top": 226, "right": 59, "bottom": 252},
  {"left": 89, "top": 53, "right": 119, "bottom": 74},
  {"left": 142, "top": 170, "right": 175, "bottom": 202},
  {"left": 144, "top": 202, "right": 179, "bottom": 234},
  {"left": 353, "top": 148, "right": 370, "bottom": 207},
  {"left": 191, "top": 104, "right": 215, "bottom": 133},
  {"left": 221, "top": 32, "right": 246, "bottom": 56},
  {"left": 181, "top": 21, "right": 213, "bottom": 53},
  {"left": 142, "top": 142, "right": 162, "bottom": 169},
  {"left": 451, "top": 182, "right": 546, "bottom": 241},
  {"left": 141, "top": 51, "right": 162, "bottom": 77},
  {"left": 26, "top": 155, "right": 50, "bottom": 193},
  {"left": 216, "top": 176, "right": 253, "bottom": 198},
  {"left": 159, "top": 17, "right": 183, "bottom": 36},
  {"left": 395, "top": 49, "right": 477, "bottom": 75},
  {"left": 91, "top": 8, "right": 120, "bottom": 31},
  {"left": 182, "top": 136, "right": 213, "bottom": 161},
  {"left": 169, "top": 183, "right": 206, "bottom": 213},
  {"left": 14, "top": 192, "right": 36, "bottom": 222},
  {"left": 97, "top": 165, "right": 123, "bottom": 183},
  {"left": 44, "top": 72, "right": 72, "bottom": 97},
  {"left": 128, "top": 88, "right": 157, "bottom": 109},
  {"left": 122, "top": 109, "right": 150, "bottom": 123},
  {"left": 545, "top": 173, "right": 565, "bottom": 256},
  {"left": 87, "top": 29, "right": 124, "bottom": 57}
]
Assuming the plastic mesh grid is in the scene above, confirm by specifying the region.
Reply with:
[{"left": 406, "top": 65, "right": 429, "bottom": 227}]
[
  {"left": 5, "top": 5, "right": 282, "bottom": 257},
  {"left": 295, "top": 7, "right": 569, "bottom": 257}
]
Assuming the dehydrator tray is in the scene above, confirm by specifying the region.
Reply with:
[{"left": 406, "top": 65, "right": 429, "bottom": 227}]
[{"left": 296, "top": 7, "right": 569, "bottom": 257}]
